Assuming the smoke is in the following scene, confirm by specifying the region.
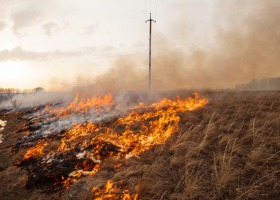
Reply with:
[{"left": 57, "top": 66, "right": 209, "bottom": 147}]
[
  {"left": 79, "top": 0, "right": 279, "bottom": 92},
  {"left": 39, "top": 0, "right": 280, "bottom": 92},
  {"left": 0, "top": 92, "right": 72, "bottom": 110},
  {"left": 206, "top": 0, "right": 280, "bottom": 88}
]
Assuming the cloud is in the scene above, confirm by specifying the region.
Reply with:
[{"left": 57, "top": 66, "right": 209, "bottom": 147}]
[
  {"left": 84, "top": 24, "right": 98, "bottom": 35},
  {"left": 42, "top": 22, "right": 58, "bottom": 36},
  {"left": 81, "top": 46, "right": 97, "bottom": 52},
  {"left": 0, "top": 45, "right": 115, "bottom": 62},
  {"left": 12, "top": 10, "right": 42, "bottom": 36},
  {"left": 100, "top": 46, "right": 114, "bottom": 53},
  {"left": 0, "top": 47, "right": 83, "bottom": 61},
  {"left": 81, "top": 45, "right": 115, "bottom": 56},
  {"left": 0, "top": 21, "right": 7, "bottom": 31}
]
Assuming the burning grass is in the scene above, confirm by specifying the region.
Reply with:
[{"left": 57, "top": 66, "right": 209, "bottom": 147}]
[
  {"left": 0, "top": 91, "right": 279, "bottom": 199},
  {"left": 11, "top": 92, "right": 208, "bottom": 193}
]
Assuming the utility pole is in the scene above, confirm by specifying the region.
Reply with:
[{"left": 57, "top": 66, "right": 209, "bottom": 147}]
[{"left": 146, "top": 13, "right": 156, "bottom": 92}]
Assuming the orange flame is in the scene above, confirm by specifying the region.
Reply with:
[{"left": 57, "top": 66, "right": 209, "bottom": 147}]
[
  {"left": 20, "top": 92, "right": 208, "bottom": 193},
  {"left": 23, "top": 141, "right": 46, "bottom": 159},
  {"left": 56, "top": 92, "right": 208, "bottom": 191},
  {"left": 49, "top": 93, "right": 114, "bottom": 118},
  {"left": 83, "top": 92, "right": 208, "bottom": 157},
  {"left": 92, "top": 180, "right": 139, "bottom": 200},
  {"left": 57, "top": 92, "right": 208, "bottom": 165},
  {"left": 58, "top": 122, "right": 98, "bottom": 151},
  {"left": 62, "top": 163, "right": 101, "bottom": 189}
]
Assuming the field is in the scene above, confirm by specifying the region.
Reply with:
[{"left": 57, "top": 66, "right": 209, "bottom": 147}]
[{"left": 0, "top": 91, "right": 279, "bottom": 200}]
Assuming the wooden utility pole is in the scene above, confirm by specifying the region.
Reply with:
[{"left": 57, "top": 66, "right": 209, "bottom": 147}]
[{"left": 146, "top": 13, "right": 156, "bottom": 92}]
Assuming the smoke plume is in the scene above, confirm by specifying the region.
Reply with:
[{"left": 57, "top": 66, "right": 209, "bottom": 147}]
[{"left": 83, "top": 0, "right": 280, "bottom": 92}]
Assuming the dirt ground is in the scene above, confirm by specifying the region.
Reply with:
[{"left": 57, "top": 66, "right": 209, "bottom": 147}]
[{"left": 0, "top": 91, "right": 279, "bottom": 200}]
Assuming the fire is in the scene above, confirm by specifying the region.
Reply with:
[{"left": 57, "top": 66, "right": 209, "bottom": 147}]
[
  {"left": 62, "top": 163, "right": 101, "bottom": 189},
  {"left": 16, "top": 92, "right": 208, "bottom": 194},
  {"left": 72, "top": 92, "right": 208, "bottom": 157},
  {"left": 55, "top": 92, "right": 208, "bottom": 190},
  {"left": 58, "top": 122, "right": 98, "bottom": 151},
  {"left": 23, "top": 141, "right": 46, "bottom": 159},
  {"left": 92, "top": 180, "right": 139, "bottom": 200},
  {"left": 49, "top": 93, "right": 114, "bottom": 118}
]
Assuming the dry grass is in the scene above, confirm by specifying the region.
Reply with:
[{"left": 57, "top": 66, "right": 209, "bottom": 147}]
[
  {"left": 122, "top": 91, "right": 280, "bottom": 200},
  {"left": 0, "top": 91, "right": 279, "bottom": 200}
]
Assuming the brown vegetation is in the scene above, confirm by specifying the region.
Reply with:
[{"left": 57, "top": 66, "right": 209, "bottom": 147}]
[
  {"left": 132, "top": 91, "right": 280, "bottom": 199},
  {"left": 0, "top": 91, "right": 279, "bottom": 199}
]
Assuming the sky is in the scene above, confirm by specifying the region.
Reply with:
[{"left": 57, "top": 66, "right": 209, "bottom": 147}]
[{"left": 0, "top": 0, "right": 279, "bottom": 91}]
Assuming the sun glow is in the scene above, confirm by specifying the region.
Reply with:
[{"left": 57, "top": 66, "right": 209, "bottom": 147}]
[{"left": 0, "top": 61, "right": 35, "bottom": 89}]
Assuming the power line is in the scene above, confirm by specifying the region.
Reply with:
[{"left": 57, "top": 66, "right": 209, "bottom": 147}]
[
  {"left": 155, "top": 0, "right": 160, "bottom": 20},
  {"left": 145, "top": 0, "right": 147, "bottom": 18},
  {"left": 145, "top": 0, "right": 149, "bottom": 43}
]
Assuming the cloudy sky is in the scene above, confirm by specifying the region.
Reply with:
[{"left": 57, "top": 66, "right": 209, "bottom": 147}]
[{"left": 0, "top": 0, "right": 279, "bottom": 90}]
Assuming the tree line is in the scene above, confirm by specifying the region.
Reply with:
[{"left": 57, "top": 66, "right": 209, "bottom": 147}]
[
  {"left": 0, "top": 87, "right": 44, "bottom": 94},
  {"left": 235, "top": 77, "right": 280, "bottom": 91}
]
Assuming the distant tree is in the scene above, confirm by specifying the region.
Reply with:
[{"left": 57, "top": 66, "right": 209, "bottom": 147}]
[
  {"left": 235, "top": 77, "right": 280, "bottom": 91},
  {"left": 34, "top": 87, "right": 44, "bottom": 93}
]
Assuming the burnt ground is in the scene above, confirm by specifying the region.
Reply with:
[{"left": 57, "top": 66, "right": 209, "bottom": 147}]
[
  {"left": 0, "top": 113, "right": 57, "bottom": 199},
  {"left": 0, "top": 91, "right": 280, "bottom": 200}
]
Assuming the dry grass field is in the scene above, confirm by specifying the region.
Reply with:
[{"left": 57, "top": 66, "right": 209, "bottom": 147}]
[
  {"left": 0, "top": 91, "right": 279, "bottom": 200},
  {"left": 133, "top": 91, "right": 280, "bottom": 200}
]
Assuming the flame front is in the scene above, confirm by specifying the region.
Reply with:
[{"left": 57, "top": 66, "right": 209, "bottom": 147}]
[
  {"left": 16, "top": 92, "right": 208, "bottom": 195},
  {"left": 23, "top": 141, "right": 46, "bottom": 159},
  {"left": 49, "top": 93, "right": 114, "bottom": 118},
  {"left": 60, "top": 92, "right": 208, "bottom": 156}
]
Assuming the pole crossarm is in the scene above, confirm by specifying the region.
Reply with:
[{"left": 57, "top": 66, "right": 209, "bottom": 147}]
[
  {"left": 145, "top": 13, "right": 156, "bottom": 92},
  {"left": 145, "top": 13, "right": 156, "bottom": 23}
]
